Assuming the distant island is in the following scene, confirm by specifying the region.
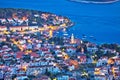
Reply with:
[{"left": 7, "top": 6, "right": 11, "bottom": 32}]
[
  {"left": 69, "top": 0, "right": 119, "bottom": 4},
  {"left": 0, "top": 8, "right": 73, "bottom": 29}
]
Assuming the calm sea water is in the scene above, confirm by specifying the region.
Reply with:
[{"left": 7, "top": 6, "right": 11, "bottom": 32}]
[{"left": 0, "top": 0, "right": 120, "bottom": 44}]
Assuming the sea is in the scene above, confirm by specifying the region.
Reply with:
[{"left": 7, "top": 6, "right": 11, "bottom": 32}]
[{"left": 0, "top": 0, "right": 120, "bottom": 44}]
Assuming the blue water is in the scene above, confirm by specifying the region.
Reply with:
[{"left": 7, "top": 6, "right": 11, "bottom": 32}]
[{"left": 0, "top": 0, "right": 120, "bottom": 44}]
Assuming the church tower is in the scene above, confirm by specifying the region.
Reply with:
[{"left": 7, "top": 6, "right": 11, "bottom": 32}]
[{"left": 71, "top": 33, "right": 75, "bottom": 44}]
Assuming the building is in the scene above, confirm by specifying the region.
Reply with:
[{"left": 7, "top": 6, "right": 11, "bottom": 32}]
[
  {"left": 0, "top": 26, "right": 7, "bottom": 31},
  {"left": 49, "top": 29, "right": 53, "bottom": 38},
  {"left": 10, "top": 26, "right": 28, "bottom": 31},
  {"left": 71, "top": 34, "right": 75, "bottom": 44},
  {"left": 29, "top": 26, "right": 38, "bottom": 30}
]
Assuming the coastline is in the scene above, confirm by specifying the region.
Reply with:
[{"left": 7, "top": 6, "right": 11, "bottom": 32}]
[
  {"left": 0, "top": 0, "right": 120, "bottom": 44},
  {"left": 0, "top": 8, "right": 73, "bottom": 31},
  {"left": 69, "top": 0, "right": 119, "bottom": 4}
]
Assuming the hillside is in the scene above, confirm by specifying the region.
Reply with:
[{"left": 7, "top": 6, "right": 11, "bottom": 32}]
[{"left": 0, "top": 8, "right": 72, "bottom": 27}]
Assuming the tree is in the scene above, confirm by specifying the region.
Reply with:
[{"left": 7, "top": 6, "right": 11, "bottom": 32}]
[
  {"left": 22, "top": 54, "right": 31, "bottom": 62},
  {"left": 95, "top": 50, "right": 104, "bottom": 59},
  {"left": 45, "top": 69, "right": 53, "bottom": 78},
  {"left": 12, "top": 74, "right": 17, "bottom": 80}
]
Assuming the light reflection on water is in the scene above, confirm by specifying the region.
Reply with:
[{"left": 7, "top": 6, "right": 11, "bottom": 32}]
[{"left": 0, "top": 0, "right": 120, "bottom": 44}]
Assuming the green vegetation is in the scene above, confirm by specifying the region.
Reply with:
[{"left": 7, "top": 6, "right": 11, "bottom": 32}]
[
  {"left": 0, "top": 8, "right": 73, "bottom": 27},
  {"left": 48, "top": 37, "right": 64, "bottom": 45},
  {"left": 101, "top": 43, "right": 120, "bottom": 52}
]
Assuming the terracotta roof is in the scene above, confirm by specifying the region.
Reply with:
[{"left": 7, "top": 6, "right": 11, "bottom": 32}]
[
  {"left": 67, "top": 46, "right": 76, "bottom": 50},
  {"left": 29, "top": 65, "right": 53, "bottom": 68},
  {"left": 80, "top": 56, "right": 86, "bottom": 59},
  {"left": 40, "top": 48, "right": 49, "bottom": 51},
  {"left": 0, "top": 26, "right": 6, "bottom": 28},
  {"left": 1, "top": 47, "right": 9, "bottom": 51},
  {"left": 16, "top": 51, "right": 24, "bottom": 54},
  {"left": 30, "top": 52, "right": 39, "bottom": 57},
  {"left": 17, "top": 74, "right": 26, "bottom": 77},
  {"left": 115, "top": 58, "right": 120, "bottom": 60},
  {"left": 33, "top": 79, "right": 41, "bottom": 80},
  {"left": 3, "top": 56, "right": 10, "bottom": 59},
  {"left": 40, "top": 76, "right": 49, "bottom": 80},
  {"left": 16, "top": 54, "right": 23, "bottom": 59},
  {"left": 10, "top": 26, "right": 28, "bottom": 28},
  {"left": 16, "top": 51, "right": 24, "bottom": 59},
  {"left": 95, "top": 75, "right": 106, "bottom": 77},
  {"left": 55, "top": 48, "right": 61, "bottom": 50}
]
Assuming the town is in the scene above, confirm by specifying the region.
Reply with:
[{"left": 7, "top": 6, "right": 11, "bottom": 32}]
[
  {"left": 0, "top": 25, "right": 120, "bottom": 80},
  {"left": 0, "top": 8, "right": 120, "bottom": 80}
]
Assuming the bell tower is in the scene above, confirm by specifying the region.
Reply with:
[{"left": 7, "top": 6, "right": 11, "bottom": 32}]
[{"left": 71, "top": 33, "right": 75, "bottom": 44}]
